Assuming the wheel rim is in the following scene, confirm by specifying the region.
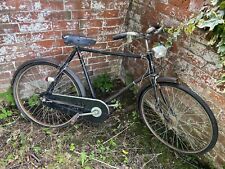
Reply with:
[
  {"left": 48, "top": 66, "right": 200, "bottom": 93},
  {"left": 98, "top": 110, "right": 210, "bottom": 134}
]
[
  {"left": 14, "top": 63, "right": 80, "bottom": 127},
  {"left": 141, "top": 84, "right": 213, "bottom": 154}
]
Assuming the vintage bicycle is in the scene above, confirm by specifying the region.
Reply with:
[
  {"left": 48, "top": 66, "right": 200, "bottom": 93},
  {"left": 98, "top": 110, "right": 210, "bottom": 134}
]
[{"left": 12, "top": 26, "right": 218, "bottom": 155}]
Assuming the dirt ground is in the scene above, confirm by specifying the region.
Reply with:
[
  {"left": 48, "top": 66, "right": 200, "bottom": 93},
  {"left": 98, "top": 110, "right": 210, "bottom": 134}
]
[{"left": 0, "top": 83, "right": 216, "bottom": 169}]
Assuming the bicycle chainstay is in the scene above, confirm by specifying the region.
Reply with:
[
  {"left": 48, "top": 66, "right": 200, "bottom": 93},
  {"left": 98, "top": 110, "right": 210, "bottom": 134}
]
[{"left": 43, "top": 94, "right": 110, "bottom": 123}]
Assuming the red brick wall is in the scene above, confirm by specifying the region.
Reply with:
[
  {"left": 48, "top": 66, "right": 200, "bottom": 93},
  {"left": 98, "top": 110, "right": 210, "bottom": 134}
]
[
  {"left": 0, "top": 0, "right": 129, "bottom": 92},
  {"left": 124, "top": 0, "right": 225, "bottom": 167}
]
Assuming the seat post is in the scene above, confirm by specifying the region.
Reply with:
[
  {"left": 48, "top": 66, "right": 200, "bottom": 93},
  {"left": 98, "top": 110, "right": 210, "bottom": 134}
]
[{"left": 145, "top": 39, "right": 150, "bottom": 52}]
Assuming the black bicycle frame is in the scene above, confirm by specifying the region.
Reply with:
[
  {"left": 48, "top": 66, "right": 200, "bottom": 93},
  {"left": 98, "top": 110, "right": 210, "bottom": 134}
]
[{"left": 46, "top": 46, "right": 157, "bottom": 104}]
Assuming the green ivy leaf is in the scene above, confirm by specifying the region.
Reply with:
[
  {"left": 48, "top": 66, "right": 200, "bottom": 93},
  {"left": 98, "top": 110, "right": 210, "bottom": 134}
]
[
  {"left": 211, "top": 0, "right": 219, "bottom": 6},
  {"left": 220, "top": 2, "right": 225, "bottom": 9},
  {"left": 198, "top": 18, "right": 224, "bottom": 31},
  {"left": 217, "top": 45, "right": 225, "bottom": 55}
]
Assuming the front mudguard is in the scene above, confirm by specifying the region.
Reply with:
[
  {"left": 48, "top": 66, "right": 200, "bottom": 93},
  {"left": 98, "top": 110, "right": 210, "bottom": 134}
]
[{"left": 156, "top": 76, "right": 178, "bottom": 84}]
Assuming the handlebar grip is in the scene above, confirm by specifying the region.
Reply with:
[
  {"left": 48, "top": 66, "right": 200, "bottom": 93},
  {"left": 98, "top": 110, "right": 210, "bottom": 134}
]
[{"left": 112, "top": 33, "right": 127, "bottom": 40}]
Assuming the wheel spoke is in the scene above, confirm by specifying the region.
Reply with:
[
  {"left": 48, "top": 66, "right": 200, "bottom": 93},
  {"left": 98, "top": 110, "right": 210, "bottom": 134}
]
[
  {"left": 140, "top": 83, "right": 216, "bottom": 154},
  {"left": 14, "top": 63, "right": 81, "bottom": 127}
]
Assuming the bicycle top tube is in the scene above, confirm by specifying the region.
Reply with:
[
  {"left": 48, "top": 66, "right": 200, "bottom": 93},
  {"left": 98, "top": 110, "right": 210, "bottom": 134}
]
[{"left": 78, "top": 47, "right": 142, "bottom": 59}]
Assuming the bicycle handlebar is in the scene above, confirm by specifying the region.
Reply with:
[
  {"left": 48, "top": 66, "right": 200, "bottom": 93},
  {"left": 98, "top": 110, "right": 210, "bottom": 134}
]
[
  {"left": 112, "top": 26, "right": 164, "bottom": 41},
  {"left": 112, "top": 32, "right": 140, "bottom": 40}
]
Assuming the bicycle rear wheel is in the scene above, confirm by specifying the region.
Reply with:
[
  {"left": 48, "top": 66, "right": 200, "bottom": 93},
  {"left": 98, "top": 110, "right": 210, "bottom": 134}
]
[
  {"left": 13, "top": 59, "right": 85, "bottom": 128},
  {"left": 138, "top": 82, "right": 218, "bottom": 154}
]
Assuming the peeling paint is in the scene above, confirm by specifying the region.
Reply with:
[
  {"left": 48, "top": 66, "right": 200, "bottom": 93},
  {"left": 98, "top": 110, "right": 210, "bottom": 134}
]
[
  {"left": 3, "top": 34, "right": 16, "bottom": 45},
  {"left": 0, "top": 2, "right": 16, "bottom": 10},
  {"left": 37, "top": 12, "right": 50, "bottom": 22},
  {"left": 34, "top": 2, "right": 42, "bottom": 10},
  {"left": 0, "top": 14, "right": 10, "bottom": 23},
  {"left": 13, "top": 13, "right": 33, "bottom": 22},
  {"left": 92, "top": 0, "right": 105, "bottom": 11},
  {"left": 20, "top": 23, "right": 51, "bottom": 32},
  {"left": 19, "top": 5, "right": 27, "bottom": 10},
  {"left": 31, "top": 33, "right": 44, "bottom": 42}
]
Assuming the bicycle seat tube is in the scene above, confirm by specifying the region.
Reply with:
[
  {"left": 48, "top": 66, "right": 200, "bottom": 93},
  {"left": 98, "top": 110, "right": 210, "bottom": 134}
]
[{"left": 45, "top": 48, "right": 78, "bottom": 94}]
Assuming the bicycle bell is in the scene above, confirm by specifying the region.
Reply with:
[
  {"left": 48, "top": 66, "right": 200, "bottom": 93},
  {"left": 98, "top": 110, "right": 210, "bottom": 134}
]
[{"left": 152, "top": 45, "right": 167, "bottom": 59}]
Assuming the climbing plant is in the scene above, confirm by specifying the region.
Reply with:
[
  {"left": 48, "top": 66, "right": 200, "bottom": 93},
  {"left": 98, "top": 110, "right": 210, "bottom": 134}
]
[{"left": 165, "top": 0, "right": 225, "bottom": 87}]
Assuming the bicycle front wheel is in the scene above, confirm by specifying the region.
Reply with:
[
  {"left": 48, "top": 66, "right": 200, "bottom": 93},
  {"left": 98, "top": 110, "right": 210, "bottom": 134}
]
[
  {"left": 13, "top": 59, "right": 85, "bottom": 128},
  {"left": 138, "top": 82, "right": 218, "bottom": 154}
]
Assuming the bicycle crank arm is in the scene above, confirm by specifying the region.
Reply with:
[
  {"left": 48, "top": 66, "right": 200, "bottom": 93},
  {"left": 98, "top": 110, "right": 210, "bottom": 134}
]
[{"left": 44, "top": 94, "right": 110, "bottom": 123}]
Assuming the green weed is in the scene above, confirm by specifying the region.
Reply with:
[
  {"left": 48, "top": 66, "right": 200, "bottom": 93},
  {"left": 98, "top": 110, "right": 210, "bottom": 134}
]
[
  {"left": 0, "top": 108, "right": 13, "bottom": 120},
  {"left": 80, "top": 151, "right": 88, "bottom": 167},
  {"left": 93, "top": 73, "right": 113, "bottom": 93},
  {"left": 28, "top": 94, "right": 39, "bottom": 107},
  {"left": 0, "top": 88, "right": 15, "bottom": 106}
]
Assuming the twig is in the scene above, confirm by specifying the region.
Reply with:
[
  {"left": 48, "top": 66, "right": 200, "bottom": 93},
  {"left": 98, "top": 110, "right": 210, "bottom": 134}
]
[
  {"left": 29, "top": 153, "right": 41, "bottom": 163},
  {"left": 141, "top": 153, "right": 162, "bottom": 169},
  {"left": 74, "top": 151, "right": 119, "bottom": 169},
  {"left": 0, "top": 117, "right": 20, "bottom": 128},
  {"left": 102, "top": 125, "right": 131, "bottom": 145}
]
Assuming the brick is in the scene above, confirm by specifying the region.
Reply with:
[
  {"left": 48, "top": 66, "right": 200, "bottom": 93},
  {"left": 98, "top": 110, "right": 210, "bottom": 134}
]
[
  {"left": 103, "top": 18, "right": 124, "bottom": 27},
  {"left": 52, "top": 21, "right": 79, "bottom": 30},
  {"left": 33, "top": 40, "right": 55, "bottom": 49},
  {"left": 44, "top": 11, "right": 72, "bottom": 21},
  {"left": 169, "top": 0, "right": 190, "bottom": 9},
  {"left": 188, "top": 0, "right": 204, "bottom": 13},
  {"left": 0, "top": 34, "right": 16, "bottom": 45},
  {"left": 0, "top": 0, "right": 17, "bottom": 11},
  {"left": 88, "top": 56, "right": 106, "bottom": 64},
  {"left": 86, "top": 28, "right": 100, "bottom": 36},
  {"left": 91, "top": 62, "right": 109, "bottom": 69},
  {"left": 53, "top": 39, "right": 65, "bottom": 48},
  {"left": 10, "top": 11, "right": 35, "bottom": 23},
  {"left": 39, "top": 0, "right": 64, "bottom": 11},
  {"left": 179, "top": 48, "right": 207, "bottom": 68},
  {"left": 91, "top": 0, "right": 112, "bottom": 10},
  {"left": 19, "top": 22, "right": 52, "bottom": 33},
  {"left": 16, "top": 33, "right": 32, "bottom": 43},
  {"left": 0, "top": 12, "right": 10, "bottom": 23},
  {"left": 0, "top": 45, "right": 25, "bottom": 56},
  {"left": 0, "top": 23, "right": 19, "bottom": 34},
  {"left": 98, "top": 10, "right": 120, "bottom": 18},
  {"left": 108, "top": 41, "right": 123, "bottom": 48},
  {"left": 79, "top": 19, "right": 103, "bottom": 29},
  {"left": 31, "top": 31, "right": 61, "bottom": 42},
  {"left": 39, "top": 47, "right": 63, "bottom": 57},
  {"left": 72, "top": 10, "right": 95, "bottom": 20},
  {"left": 93, "top": 67, "right": 112, "bottom": 74},
  {"left": 65, "top": 0, "right": 91, "bottom": 10},
  {"left": 155, "top": 2, "right": 191, "bottom": 21},
  {"left": 90, "top": 42, "right": 107, "bottom": 50},
  {"left": 0, "top": 71, "right": 11, "bottom": 79}
]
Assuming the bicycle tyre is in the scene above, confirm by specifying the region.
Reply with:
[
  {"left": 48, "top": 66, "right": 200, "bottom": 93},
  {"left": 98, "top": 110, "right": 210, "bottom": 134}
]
[
  {"left": 137, "top": 82, "right": 218, "bottom": 154},
  {"left": 13, "top": 58, "right": 86, "bottom": 128}
]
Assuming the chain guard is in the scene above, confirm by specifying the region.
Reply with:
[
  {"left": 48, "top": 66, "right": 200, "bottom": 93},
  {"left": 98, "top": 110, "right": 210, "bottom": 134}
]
[{"left": 44, "top": 94, "right": 110, "bottom": 123}]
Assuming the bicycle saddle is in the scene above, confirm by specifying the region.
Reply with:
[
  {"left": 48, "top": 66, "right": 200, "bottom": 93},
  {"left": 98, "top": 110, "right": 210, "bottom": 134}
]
[{"left": 62, "top": 34, "right": 96, "bottom": 46}]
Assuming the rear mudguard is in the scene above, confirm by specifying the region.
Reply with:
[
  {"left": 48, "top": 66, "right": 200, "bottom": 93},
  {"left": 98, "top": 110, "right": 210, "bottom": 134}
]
[{"left": 11, "top": 58, "right": 86, "bottom": 96}]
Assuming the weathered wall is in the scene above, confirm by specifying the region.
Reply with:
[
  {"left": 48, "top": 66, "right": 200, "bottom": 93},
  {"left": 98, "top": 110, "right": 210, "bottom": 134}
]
[
  {"left": 124, "top": 0, "right": 225, "bottom": 168},
  {"left": 0, "top": 0, "right": 129, "bottom": 92}
]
